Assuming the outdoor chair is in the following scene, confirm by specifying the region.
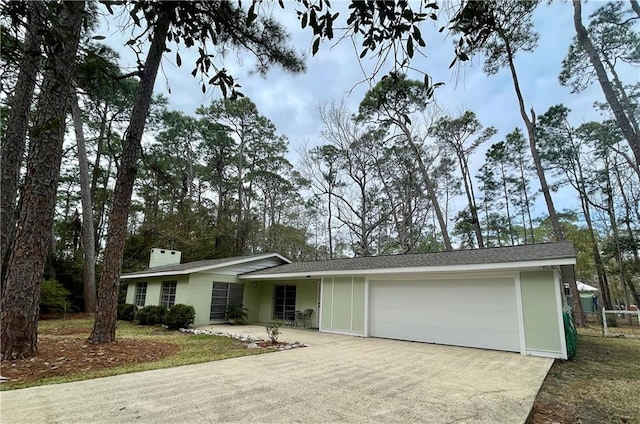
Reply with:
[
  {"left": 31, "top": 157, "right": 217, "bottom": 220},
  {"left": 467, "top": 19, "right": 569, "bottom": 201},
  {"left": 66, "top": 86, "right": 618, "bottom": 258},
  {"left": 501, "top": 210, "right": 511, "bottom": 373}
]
[
  {"left": 300, "top": 308, "right": 313, "bottom": 328},
  {"left": 285, "top": 311, "right": 297, "bottom": 327}
]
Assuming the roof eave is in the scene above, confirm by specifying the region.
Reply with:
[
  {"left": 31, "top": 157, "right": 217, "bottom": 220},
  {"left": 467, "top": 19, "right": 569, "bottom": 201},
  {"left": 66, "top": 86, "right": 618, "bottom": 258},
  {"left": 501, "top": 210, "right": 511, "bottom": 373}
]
[
  {"left": 120, "top": 253, "right": 291, "bottom": 280},
  {"left": 238, "top": 257, "right": 576, "bottom": 280},
  {"left": 121, "top": 269, "right": 191, "bottom": 279}
]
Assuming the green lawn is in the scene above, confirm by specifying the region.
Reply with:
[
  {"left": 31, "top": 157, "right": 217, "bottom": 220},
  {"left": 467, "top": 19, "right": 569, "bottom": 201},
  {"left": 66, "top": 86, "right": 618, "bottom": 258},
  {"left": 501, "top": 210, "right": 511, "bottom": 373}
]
[
  {"left": 1, "top": 317, "right": 271, "bottom": 390},
  {"left": 532, "top": 329, "right": 640, "bottom": 423}
]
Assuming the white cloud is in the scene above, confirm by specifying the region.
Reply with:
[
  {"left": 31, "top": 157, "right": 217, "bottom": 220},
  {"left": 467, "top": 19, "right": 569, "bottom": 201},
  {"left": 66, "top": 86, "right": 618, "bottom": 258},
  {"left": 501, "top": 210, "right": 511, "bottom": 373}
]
[{"left": 97, "top": 1, "right": 633, "bottom": 221}]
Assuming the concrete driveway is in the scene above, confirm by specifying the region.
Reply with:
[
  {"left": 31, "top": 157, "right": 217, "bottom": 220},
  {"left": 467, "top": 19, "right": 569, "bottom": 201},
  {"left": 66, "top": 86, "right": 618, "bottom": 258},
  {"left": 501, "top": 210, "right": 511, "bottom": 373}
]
[{"left": 0, "top": 325, "right": 553, "bottom": 423}]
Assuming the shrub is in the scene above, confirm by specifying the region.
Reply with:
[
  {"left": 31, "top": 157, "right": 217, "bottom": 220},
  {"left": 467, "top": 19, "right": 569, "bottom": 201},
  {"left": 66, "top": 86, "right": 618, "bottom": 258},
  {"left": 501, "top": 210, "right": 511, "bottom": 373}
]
[
  {"left": 135, "top": 305, "right": 167, "bottom": 325},
  {"left": 226, "top": 303, "right": 249, "bottom": 325},
  {"left": 117, "top": 303, "right": 136, "bottom": 321},
  {"left": 265, "top": 321, "right": 282, "bottom": 343},
  {"left": 40, "top": 280, "right": 71, "bottom": 313},
  {"left": 163, "top": 304, "right": 196, "bottom": 330}
]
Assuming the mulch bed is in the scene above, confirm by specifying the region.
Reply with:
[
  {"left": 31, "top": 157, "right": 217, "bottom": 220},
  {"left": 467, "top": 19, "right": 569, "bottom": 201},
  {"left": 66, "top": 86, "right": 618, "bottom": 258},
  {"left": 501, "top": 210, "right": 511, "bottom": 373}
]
[
  {"left": 1, "top": 329, "right": 180, "bottom": 384},
  {"left": 530, "top": 399, "right": 580, "bottom": 423},
  {"left": 256, "top": 340, "right": 288, "bottom": 348},
  {"left": 40, "top": 326, "right": 93, "bottom": 336}
]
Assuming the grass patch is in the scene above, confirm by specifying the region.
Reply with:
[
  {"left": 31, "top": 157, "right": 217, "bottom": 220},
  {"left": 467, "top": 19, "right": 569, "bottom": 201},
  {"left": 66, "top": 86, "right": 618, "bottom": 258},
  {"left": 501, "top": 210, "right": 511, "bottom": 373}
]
[
  {"left": 532, "top": 329, "right": 640, "bottom": 423},
  {"left": 579, "top": 320, "right": 640, "bottom": 338},
  {"left": 1, "top": 317, "right": 271, "bottom": 391}
]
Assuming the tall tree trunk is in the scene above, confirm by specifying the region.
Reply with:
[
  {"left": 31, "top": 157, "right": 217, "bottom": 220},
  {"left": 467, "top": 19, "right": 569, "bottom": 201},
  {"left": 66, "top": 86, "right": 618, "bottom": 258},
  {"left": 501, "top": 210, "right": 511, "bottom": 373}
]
[
  {"left": 607, "top": 192, "right": 640, "bottom": 306},
  {"left": 409, "top": 140, "right": 452, "bottom": 250},
  {"left": 71, "top": 92, "right": 97, "bottom": 313},
  {"left": 482, "top": 191, "right": 491, "bottom": 246},
  {"left": 235, "top": 136, "right": 245, "bottom": 255},
  {"left": 89, "top": 11, "right": 171, "bottom": 344},
  {"left": 358, "top": 173, "right": 369, "bottom": 256},
  {"left": 499, "top": 27, "right": 585, "bottom": 321},
  {"left": 614, "top": 164, "right": 640, "bottom": 300},
  {"left": 576, "top": 192, "right": 604, "bottom": 322},
  {"left": 603, "top": 59, "right": 640, "bottom": 136},
  {"left": 327, "top": 190, "right": 334, "bottom": 259},
  {"left": 514, "top": 153, "right": 535, "bottom": 244},
  {"left": 525, "top": 116, "right": 563, "bottom": 242},
  {"left": 461, "top": 162, "right": 484, "bottom": 248},
  {"left": 1, "top": 1, "right": 84, "bottom": 360},
  {"left": 564, "top": 133, "right": 613, "bottom": 315},
  {"left": 607, "top": 165, "right": 640, "bottom": 307},
  {"left": 90, "top": 106, "right": 108, "bottom": 201},
  {"left": 400, "top": 125, "right": 451, "bottom": 250},
  {"left": 498, "top": 165, "right": 515, "bottom": 245},
  {"left": 603, "top": 167, "right": 628, "bottom": 308},
  {"left": 95, "top": 155, "right": 113, "bottom": 251},
  {"left": 575, "top": 171, "right": 613, "bottom": 313},
  {"left": 572, "top": 0, "right": 640, "bottom": 165},
  {"left": 591, "top": 239, "right": 613, "bottom": 311},
  {"left": 1, "top": 2, "right": 45, "bottom": 282},
  {"left": 501, "top": 32, "right": 564, "bottom": 241},
  {"left": 92, "top": 117, "right": 113, "bottom": 253}
]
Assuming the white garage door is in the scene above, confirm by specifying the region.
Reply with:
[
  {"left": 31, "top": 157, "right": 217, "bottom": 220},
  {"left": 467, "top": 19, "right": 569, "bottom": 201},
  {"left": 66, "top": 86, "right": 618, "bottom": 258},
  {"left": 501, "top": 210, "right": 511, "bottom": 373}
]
[{"left": 369, "top": 278, "right": 520, "bottom": 352}]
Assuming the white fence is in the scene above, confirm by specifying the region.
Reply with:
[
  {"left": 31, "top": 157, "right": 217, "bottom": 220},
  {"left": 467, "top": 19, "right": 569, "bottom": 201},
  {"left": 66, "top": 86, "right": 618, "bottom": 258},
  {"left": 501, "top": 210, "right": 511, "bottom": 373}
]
[{"left": 602, "top": 308, "right": 640, "bottom": 339}]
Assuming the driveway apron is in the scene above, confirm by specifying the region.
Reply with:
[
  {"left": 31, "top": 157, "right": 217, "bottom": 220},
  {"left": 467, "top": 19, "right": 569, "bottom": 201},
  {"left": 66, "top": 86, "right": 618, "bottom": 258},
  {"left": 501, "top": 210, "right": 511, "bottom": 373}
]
[{"left": 0, "top": 327, "right": 552, "bottom": 423}]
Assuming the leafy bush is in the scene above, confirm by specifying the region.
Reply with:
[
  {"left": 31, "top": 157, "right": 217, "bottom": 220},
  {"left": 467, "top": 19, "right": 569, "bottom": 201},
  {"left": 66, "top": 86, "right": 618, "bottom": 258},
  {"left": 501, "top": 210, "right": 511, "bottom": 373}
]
[
  {"left": 135, "top": 305, "right": 167, "bottom": 325},
  {"left": 226, "top": 303, "right": 249, "bottom": 325},
  {"left": 265, "top": 321, "right": 282, "bottom": 343},
  {"left": 50, "top": 257, "right": 84, "bottom": 311},
  {"left": 40, "top": 280, "right": 71, "bottom": 313},
  {"left": 117, "top": 303, "right": 136, "bottom": 321},
  {"left": 163, "top": 304, "right": 196, "bottom": 330}
]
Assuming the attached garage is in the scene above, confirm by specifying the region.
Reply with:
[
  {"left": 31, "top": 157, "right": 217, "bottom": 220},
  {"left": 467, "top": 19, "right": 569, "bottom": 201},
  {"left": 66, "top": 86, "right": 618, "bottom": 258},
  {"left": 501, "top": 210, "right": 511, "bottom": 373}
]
[
  {"left": 368, "top": 277, "right": 520, "bottom": 352},
  {"left": 242, "top": 241, "right": 576, "bottom": 359}
]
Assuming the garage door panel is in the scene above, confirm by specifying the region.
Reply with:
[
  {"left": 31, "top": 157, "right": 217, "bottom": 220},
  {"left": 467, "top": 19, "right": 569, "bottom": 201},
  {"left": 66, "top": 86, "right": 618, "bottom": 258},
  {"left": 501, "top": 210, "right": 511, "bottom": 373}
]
[
  {"left": 374, "top": 306, "right": 516, "bottom": 331},
  {"left": 370, "top": 322, "right": 519, "bottom": 351},
  {"left": 373, "top": 281, "right": 516, "bottom": 309},
  {"left": 369, "top": 278, "right": 520, "bottom": 352}
]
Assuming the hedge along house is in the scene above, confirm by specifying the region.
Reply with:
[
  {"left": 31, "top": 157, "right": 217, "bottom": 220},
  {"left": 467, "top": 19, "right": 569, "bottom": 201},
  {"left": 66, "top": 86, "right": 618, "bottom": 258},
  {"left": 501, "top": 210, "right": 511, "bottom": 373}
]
[{"left": 122, "top": 242, "right": 577, "bottom": 359}]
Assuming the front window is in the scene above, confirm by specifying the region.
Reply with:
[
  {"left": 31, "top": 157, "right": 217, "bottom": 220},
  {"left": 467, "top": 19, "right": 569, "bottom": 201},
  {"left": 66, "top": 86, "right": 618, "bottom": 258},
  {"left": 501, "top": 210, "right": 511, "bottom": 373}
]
[
  {"left": 160, "top": 281, "right": 177, "bottom": 308},
  {"left": 134, "top": 282, "right": 147, "bottom": 307},
  {"left": 210, "top": 283, "right": 244, "bottom": 320},
  {"left": 273, "top": 285, "right": 296, "bottom": 320}
]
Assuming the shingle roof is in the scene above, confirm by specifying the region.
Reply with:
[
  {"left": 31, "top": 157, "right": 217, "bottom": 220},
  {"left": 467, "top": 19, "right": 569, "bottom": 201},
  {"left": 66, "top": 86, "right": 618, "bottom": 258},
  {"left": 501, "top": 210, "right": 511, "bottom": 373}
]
[
  {"left": 241, "top": 241, "right": 575, "bottom": 276},
  {"left": 121, "top": 253, "right": 288, "bottom": 278}
]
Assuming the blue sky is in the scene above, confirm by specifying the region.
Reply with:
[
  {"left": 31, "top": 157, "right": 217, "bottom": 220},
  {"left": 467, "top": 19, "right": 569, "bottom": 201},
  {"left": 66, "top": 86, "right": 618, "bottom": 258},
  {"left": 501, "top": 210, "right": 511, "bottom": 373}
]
[{"left": 98, "top": 1, "right": 637, "bottom": 218}]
